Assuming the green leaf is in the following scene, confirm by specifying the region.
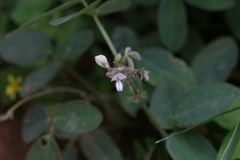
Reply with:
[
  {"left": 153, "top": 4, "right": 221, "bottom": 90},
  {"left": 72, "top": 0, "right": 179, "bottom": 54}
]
[
  {"left": 49, "top": 0, "right": 101, "bottom": 26},
  {"left": 150, "top": 79, "right": 185, "bottom": 129},
  {"left": 216, "top": 98, "right": 240, "bottom": 130},
  {"left": 179, "top": 28, "right": 204, "bottom": 61},
  {"left": 7, "top": 0, "right": 81, "bottom": 37},
  {"left": 192, "top": 37, "right": 238, "bottom": 84},
  {"left": 97, "top": 0, "right": 131, "bottom": 16},
  {"left": 174, "top": 83, "right": 240, "bottom": 127},
  {"left": 136, "top": 47, "right": 196, "bottom": 91},
  {"left": 132, "top": 0, "right": 159, "bottom": 5},
  {"left": 59, "top": 30, "right": 94, "bottom": 60},
  {"left": 0, "top": 29, "right": 51, "bottom": 65},
  {"left": 118, "top": 86, "right": 140, "bottom": 117},
  {"left": 158, "top": 0, "right": 187, "bottom": 51},
  {"left": 184, "top": 0, "right": 235, "bottom": 11},
  {"left": 26, "top": 135, "right": 63, "bottom": 160},
  {"left": 166, "top": 131, "right": 217, "bottom": 160},
  {"left": 0, "top": 14, "right": 7, "bottom": 38},
  {"left": 217, "top": 120, "right": 240, "bottom": 160},
  {"left": 112, "top": 26, "right": 139, "bottom": 53},
  {"left": 226, "top": 1, "right": 240, "bottom": 41},
  {"left": 22, "top": 105, "right": 48, "bottom": 143},
  {"left": 10, "top": 0, "right": 54, "bottom": 25},
  {"left": 54, "top": 100, "right": 103, "bottom": 134},
  {"left": 20, "top": 60, "right": 60, "bottom": 96},
  {"left": 80, "top": 129, "right": 124, "bottom": 160},
  {"left": 63, "top": 143, "right": 78, "bottom": 160}
]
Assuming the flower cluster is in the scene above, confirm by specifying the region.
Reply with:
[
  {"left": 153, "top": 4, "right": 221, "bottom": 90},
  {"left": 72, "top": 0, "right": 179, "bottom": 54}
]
[{"left": 95, "top": 47, "right": 149, "bottom": 91}]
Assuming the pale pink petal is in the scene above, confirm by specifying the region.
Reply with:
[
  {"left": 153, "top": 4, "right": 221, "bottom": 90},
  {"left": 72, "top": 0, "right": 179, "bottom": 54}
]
[
  {"left": 111, "top": 73, "right": 127, "bottom": 81},
  {"left": 115, "top": 81, "right": 123, "bottom": 91},
  {"left": 144, "top": 72, "right": 149, "bottom": 81}
]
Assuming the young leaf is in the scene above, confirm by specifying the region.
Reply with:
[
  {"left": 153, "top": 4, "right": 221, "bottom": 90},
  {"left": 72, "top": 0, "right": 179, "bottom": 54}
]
[
  {"left": 112, "top": 26, "right": 139, "bottom": 53},
  {"left": 150, "top": 79, "right": 185, "bottom": 129},
  {"left": 174, "top": 83, "right": 240, "bottom": 127},
  {"left": 216, "top": 98, "right": 240, "bottom": 130},
  {"left": 166, "top": 131, "right": 217, "bottom": 160},
  {"left": 136, "top": 47, "right": 196, "bottom": 91},
  {"left": 26, "top": 135, "right": 63, "bottom": 160},
  {"left": 80, "top": 129, "right": 124, "bottom": 160},
  {"left": 49, "top": 0, "right": 101, "bottom": 26},
  {"left": 192, "top": 37, "right": 238, "bottom": 84},
  {"left": 7, "top": 0, "right": 81, "bottom": 37},
  {"left": 96, "top": 0, "right": 131, "bottom": 16},
  {"left": 22, "top": 105, "right": 48, "bottom": 143},
  {"left": 184, "top": 0, "right": 235, "bottom": 11},
  {"left": 158, "top": 0, "right": 187, "bottom": 51},
  {"left": 0, "top": 29, "right": 51, "bottom": 65},
  {"left": 20, "top": 60, "right": 60, "bottom": 96},
  {"left": 217, "top": 120, "right": 240, "bottom": 160},
  {"left": 226, "top": 0, "right": 240, "bottom": 41},
  {"left": 59, "top": 30, "right": 94, "bottom": 60},
  {"left": 53, "top": 100, "right": 103, "bottom": 134}
]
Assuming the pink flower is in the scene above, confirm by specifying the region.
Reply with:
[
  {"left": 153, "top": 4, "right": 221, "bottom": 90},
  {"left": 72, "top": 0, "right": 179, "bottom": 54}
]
[{"left": 111, "top": 73, "right": 127, "bottom": 91}]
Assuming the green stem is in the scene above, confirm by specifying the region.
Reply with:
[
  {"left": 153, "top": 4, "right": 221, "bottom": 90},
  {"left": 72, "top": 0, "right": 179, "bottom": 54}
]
[
  {"left": 92, "top": 15, "right": 118, "bottom": 57},
  {"left": 81, "top": 0, "right": 117, "bottom": 56},
  {"left": 0, "top": 87, "right": 84, "bottom": 122}
]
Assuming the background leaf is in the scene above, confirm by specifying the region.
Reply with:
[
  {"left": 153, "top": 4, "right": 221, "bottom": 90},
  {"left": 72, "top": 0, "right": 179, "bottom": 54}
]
[
  {"left": 166, "top": 131, "right": 217, "bottom": 160},
  {"left": 63, "top": 143, "right": 78, "bottom": 160},
  {"left": 53, "top": 100, "right": 103, "bottom": 134},
  {"left": 26, "top": 135, "right": 62, "bottom": 160},
  {"left": 184, "top": 0, "right": 235, "bottom": 11},
  {"left": 97, "top": 0, "right": 131, "bottom": 16},
  {"left": 20, "top": 60, "right": 60, "bottom": 96},
  {"left": 58, "top": 30, "right": 94, "bottom": 60},
  {"left": 192, "top": 37, "right": 238, "bottom": 84},
  {"left": 80, "top": 129, "right": 124, "bottom": 160},
  {"left": 158, "top": 0, "right": 187, "bottom": 51},
  {"left": 136, "top": 47, "right": 196, "bottom": 91},
  {"left": 226, "top": 0, "right": 240, "bottom": 41},
  {"left": 174, "top": 83, "right": 240, "bottom": 127},
  {"left": 0, "top": 29, "right": 51, "bottom": 65},
  {"left": 22, "top": 105, "right": 48, "bottom": 143},
  {"left": 150, "top": 79, "right": 185, "bottom": 129},
  {"left": 112, "top": 26, "right": 139, "bottom": 53}
]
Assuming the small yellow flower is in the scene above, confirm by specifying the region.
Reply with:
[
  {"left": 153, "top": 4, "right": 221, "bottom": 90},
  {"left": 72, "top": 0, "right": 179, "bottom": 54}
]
[{"left": 5, "top": 75, "right": 22, "bottom": 100}]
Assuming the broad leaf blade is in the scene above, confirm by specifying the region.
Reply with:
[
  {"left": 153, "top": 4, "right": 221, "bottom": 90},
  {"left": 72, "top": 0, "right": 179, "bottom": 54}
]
[
  {"left": 26, "top": 135, "right": 62, "bottom": 160},
  {"left": 136, "top": 47, "right": 196, "bottom": 91},
  {"left": 80, "top": 129, "right": 124, "bottom": 160},
  {"left": 112, "top": 26, "right": 139, "bottom": 53},
  {"left": 53, "top": 100, "right": 103, "bottom": 134},
  {"left": 20, "top": 60, "right": 60, "bottom": 96},
  {"left": 175, "top": 83, "right": 240, "bottom": 127},
  {"left": 7, "top": 0, "right": 81, "bottom": 37},
  {"left": 63, "top": 143, "right": 78, "bottom": 160},
  {"left": 150, "top": 79, "right": 185, "bottom": 129},
  {"left": 22, "top": 105, "right": 48, "bottom": 143},
  {"left": 97, "top": 0, "right": 131, "bottom": 16},
  {"left": 192, "top": 37, "right": 238, "bottom": 84},
  {"left": 166, "top": 131, "right": 217, "bottom": 160},
  {"left": 59, "top": 30, "right": 94, "bottom": 60},
  {"left": 158, "top": 0, "right": 187, "bottom": 51},
  {"left": 0, "top": 29, "right": 51, "bottom": 65},
  {"left": 49, "top": 0, "right": 101, "bottom": 26},
  {"left": 184, "top": 0, "right": 235, "bottom": 11}
]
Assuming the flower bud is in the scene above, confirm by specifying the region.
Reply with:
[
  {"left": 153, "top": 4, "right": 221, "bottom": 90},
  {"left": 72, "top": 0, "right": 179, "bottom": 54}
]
[
  {"left": 129, "top": 51, "right": 141, "bottom": 61},
  {"left": 95, "top": 55, "right": 110, "bottom": 68},
  {"left": 115, "top": 53, "right": 122, "bottom": 62}
]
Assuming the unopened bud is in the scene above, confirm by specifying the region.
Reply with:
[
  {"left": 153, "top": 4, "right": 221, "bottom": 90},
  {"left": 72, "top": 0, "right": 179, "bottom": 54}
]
[
  {"left": 115, "top": 53, "right": 122, "bottom": 62},
  {"left": 95, "top": 55, "right": 110, "bottom": 68},
  {"left": 130, "top": 51, "right": 141, "bottom": 60}
]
